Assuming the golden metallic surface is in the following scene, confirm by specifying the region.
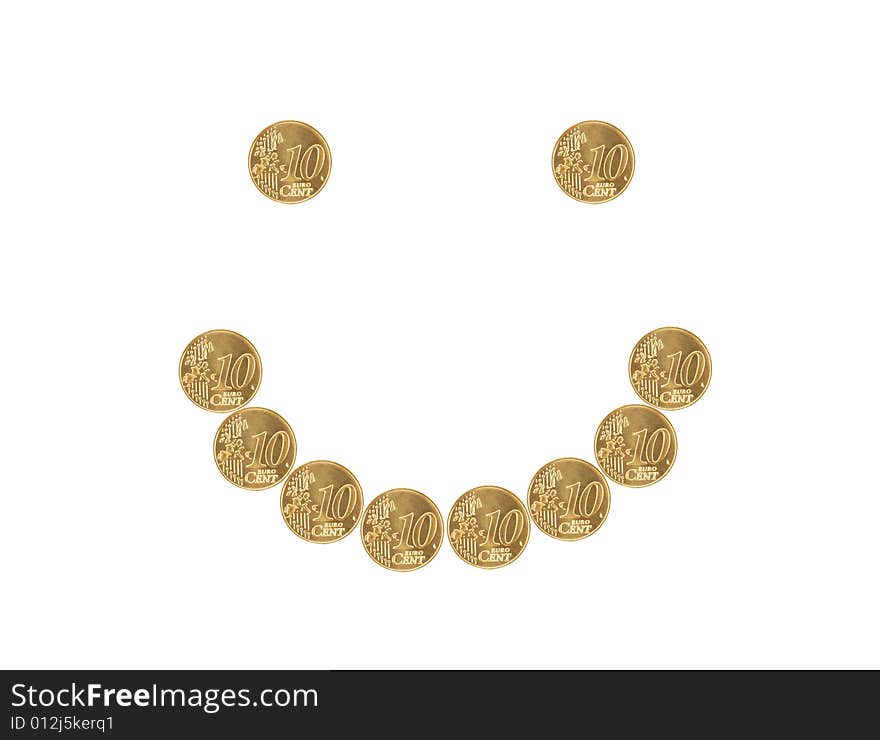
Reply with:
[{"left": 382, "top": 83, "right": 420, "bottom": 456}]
[
  {"left": 528, "top": 458, "right": 610, "bottom": 541},
  {"left": 179, "top": 329, "right": 261, "bottom": 412},
  {"left": 448, "top": 486, "right": 530, "bottom": 569},
  {"left": 281, "top": 460, "right": 363, "bottom": 544},
  {"left": 595, "top": 405, "right": 677, "bottom": 487},
  {"left": 552, "top": 120, "right": 635, "bottom": 203},
  {"left": 213, "top": 407, "right": 296, "bottom": 490},
  {"left": 361, "top": 489, "right": 443, "bottom": 572},
  {"left": 248, "top": 120, "right": 331, "bottom": 203},
  {"left": 630, "top": 327, "right": 712, "bottom": 410}
]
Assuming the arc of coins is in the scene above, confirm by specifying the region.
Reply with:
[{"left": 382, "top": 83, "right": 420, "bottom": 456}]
[{"left": 179, "top": 325, "right": 711, "bottom": 572}]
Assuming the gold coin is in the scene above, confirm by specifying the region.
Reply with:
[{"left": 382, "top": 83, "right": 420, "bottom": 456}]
[
  {"left": 361, "top": 489, "right": 443, "bottom": 572},
  {"left": 281, "top": 460, "right": 363, "bottom": 544},
  {"left": 213, "top": 407, "right": 296, "bottom": 490},
  {"left": 179, "top": 329, "right": 262, "bottom": 412},
  {"left": 595, "top": 405, "right": 677, "bottom": 487},
  {"left": 528, "top": 458, "right": 610, "bottom": 541},
  {"left": 248, "top": 120, "right": 331, "bottom": 203},
  {"left": 552, "top": 120, "right": 635, "bottom": 203},
  {"left": 448, "top": 486, "right": 530, "bottom": 569},
  {"left": 629, "top": 327, "right": 712, "bottom": 410}
]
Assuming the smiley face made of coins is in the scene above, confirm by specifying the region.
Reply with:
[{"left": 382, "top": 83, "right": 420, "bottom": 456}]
[{"left": 180, "top": 113, "right": 711, "bottom": 574}]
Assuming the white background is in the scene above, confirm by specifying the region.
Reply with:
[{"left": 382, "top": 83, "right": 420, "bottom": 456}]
[{"left": 2, "top": 1, "right": 878, "bottom": 669}]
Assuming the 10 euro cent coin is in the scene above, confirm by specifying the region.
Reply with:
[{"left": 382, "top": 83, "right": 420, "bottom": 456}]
[
  {"left": 552, "top": 120, "right": 635, "bottom": 203},
  {"left": 179, "top": 329, "right": 261, "bottom": 412},
  {"left": 361, "top": 489, "right": 444, "bottom": 572},
  {"left": 595, "top": 405, "right": 677, "bottom": 487},
  {"left": 448, "top": 486, "right": 530, "bottom": 569},
  {"left": 630, "top": 327, "right": 712, "bottom": 410},
  {"left": 528, "top": 458, "right": 610, "bottom": 541},
  {"left": 281, "top": 460, "right": 363, "bottom": 543},
  {"left": 249, "top": 120, "right": 331, "bottom": 203},
  {"left": 214, "top": 407, "right": 296, "bottom": 490}
]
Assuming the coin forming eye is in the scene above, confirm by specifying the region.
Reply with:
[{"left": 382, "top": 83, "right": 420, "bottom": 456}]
[
  {"left": 248, "top": 120, "right": 332, "bottom": 203},
  {"left": 552, "top": 120, "right": 635, "bottom": 203}
]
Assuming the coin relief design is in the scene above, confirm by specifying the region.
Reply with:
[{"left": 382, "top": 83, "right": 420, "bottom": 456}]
[
  {"left": 361, "top": 489, "right": 444, "bottom": 572},
  {"left": 595, "top": 405, "right": 677, "bottom": 487},
  {"left": 249, "top": 120, "right": 331, "bottom": 203},
  {"left": 528, "top": 458, "right": 610, "bottom": 541},
  {"left": 214, "top": 407, "right": 296, "bottom": 490},
  {"left": 448, "top": 486, "right": 530, "bottom": 569},
  {"left": 630, "top": 327, "right": 712, "bottom": 410},
  {"left": 281, "top": 461, "right": 363, "bottom": 544},
  {"left": 552, "top": 120, "right": 635, "bottom": 203},
  {"left": 179, "top": 330, "right": 262, "bottom": 412}
]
